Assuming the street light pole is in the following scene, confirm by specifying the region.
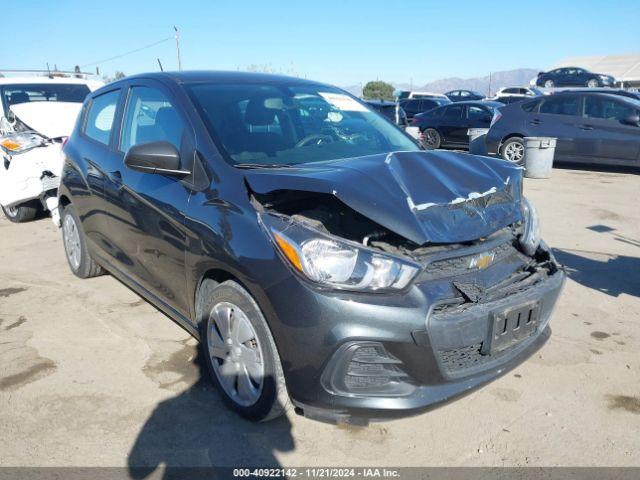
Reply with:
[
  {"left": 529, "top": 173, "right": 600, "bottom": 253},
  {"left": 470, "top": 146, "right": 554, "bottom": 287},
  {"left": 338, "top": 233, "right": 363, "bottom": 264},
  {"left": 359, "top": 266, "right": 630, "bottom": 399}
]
[{"left": 174, "top": 26, "right": 182, "bottom": 71}]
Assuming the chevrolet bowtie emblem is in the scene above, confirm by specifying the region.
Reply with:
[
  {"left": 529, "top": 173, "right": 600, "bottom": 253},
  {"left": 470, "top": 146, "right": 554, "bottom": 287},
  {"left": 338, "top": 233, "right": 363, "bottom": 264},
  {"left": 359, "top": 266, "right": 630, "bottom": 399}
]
[{"left": 469, "top": 252, "right": 495, "bottom": 270}]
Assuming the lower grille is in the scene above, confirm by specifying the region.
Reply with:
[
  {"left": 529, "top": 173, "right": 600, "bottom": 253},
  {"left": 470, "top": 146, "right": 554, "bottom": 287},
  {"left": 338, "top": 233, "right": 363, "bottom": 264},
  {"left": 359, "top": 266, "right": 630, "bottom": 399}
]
[{"left": 438, "top": 343, "right": 487, "bottom": 375}]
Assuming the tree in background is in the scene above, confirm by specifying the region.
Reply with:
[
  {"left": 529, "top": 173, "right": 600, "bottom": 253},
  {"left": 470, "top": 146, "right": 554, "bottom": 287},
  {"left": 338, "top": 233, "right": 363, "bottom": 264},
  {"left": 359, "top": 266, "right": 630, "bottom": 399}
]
[
  {"left": 102, "top": 71, "right": 126, "bottom": 83},
  {"left": 362, "top": 81, "right": 395, "bottom": 100}
]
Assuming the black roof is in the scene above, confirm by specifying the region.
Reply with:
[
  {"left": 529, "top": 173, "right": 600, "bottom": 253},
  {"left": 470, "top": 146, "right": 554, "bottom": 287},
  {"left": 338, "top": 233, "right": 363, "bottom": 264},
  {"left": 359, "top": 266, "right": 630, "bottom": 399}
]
[{"left": 113, "top": 70, "right": 325, "bottom": 86}]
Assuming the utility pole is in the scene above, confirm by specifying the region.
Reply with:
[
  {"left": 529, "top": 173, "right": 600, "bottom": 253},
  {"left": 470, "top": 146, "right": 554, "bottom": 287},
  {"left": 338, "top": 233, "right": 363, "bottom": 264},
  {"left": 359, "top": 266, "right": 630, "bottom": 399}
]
[{"left": 174, "top": 26, "right": 182, "bottom": 71}]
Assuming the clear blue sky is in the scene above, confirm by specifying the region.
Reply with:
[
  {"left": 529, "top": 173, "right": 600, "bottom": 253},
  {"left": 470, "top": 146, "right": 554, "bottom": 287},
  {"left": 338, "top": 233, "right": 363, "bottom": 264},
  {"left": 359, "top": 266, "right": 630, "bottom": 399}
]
[{"left": 13, "top": 0, "right": 640, "bottom": 86}]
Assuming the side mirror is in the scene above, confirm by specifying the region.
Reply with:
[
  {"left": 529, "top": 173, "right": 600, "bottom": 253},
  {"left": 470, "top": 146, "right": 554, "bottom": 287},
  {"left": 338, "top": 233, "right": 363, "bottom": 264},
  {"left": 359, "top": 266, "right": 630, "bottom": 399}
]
[
  {"left": 124, "top": 141, "right": 190, "bottom": 177},
  {"left": 621, "top": 114, "right": 640, "bottom": 127}
]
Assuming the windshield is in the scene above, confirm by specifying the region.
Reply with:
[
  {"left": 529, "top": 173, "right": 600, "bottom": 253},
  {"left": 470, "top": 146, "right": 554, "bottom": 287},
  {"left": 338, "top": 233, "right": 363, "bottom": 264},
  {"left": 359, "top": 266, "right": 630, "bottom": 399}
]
[
  {"left": 187, "top": 83, "right": 419, "bottom": 166},
  {"left": 1, "top": 83, "right": 90, "bottom": 116}
]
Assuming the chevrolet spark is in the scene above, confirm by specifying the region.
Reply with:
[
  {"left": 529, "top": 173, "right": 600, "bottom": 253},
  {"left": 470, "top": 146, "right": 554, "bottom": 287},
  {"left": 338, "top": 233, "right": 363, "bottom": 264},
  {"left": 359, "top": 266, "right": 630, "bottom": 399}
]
[{"left": 59, "top": 72, "right": 565, "bottom": 422}]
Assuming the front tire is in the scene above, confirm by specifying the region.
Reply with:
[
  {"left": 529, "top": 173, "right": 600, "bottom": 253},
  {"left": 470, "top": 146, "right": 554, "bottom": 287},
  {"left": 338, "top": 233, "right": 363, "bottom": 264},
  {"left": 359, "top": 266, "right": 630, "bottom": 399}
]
[
  {"left": 500, "top": 137, "right": 525, "bottom": 165},
  {"left": 586, "top": 78, "right": 599, "bottom": 88},
  {"left": 198, "top": 279, "right": 289, "bottom": 422},
  {"left": 2, "top": 203, "right": 38, "bottom": 223},
  {"left": 61, "top": 204, "right": 105, "bottom": 278},
  {"left": 421, "top": 128, "right": 441, "bottom": 149}
]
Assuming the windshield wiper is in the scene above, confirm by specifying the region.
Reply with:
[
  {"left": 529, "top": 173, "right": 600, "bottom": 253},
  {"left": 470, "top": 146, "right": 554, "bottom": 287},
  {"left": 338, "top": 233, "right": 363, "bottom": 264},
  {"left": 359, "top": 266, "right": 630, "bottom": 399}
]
[{"left": 234, "top": 163, "right": 294, "bottom": 169}]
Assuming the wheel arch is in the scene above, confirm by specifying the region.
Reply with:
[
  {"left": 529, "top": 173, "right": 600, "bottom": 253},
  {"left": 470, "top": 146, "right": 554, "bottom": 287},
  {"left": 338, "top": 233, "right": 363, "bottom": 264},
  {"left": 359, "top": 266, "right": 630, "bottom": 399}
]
[{"left": 500, "top": 133, "right": 525, "bottom": 148}]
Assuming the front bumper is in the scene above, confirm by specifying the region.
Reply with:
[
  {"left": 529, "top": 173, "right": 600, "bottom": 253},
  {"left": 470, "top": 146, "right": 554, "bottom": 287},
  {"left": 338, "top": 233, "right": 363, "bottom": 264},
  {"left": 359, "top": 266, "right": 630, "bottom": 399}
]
[{"left": 262, "top": 241, "right": 565, "bottom": 422}]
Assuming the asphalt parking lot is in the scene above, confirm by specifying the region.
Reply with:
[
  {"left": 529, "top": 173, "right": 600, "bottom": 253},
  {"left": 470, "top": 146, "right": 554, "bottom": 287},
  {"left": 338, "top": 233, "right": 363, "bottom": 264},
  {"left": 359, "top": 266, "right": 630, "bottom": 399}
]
[{"left": 0, "top": 166, "right": 638, "bottom": 468}]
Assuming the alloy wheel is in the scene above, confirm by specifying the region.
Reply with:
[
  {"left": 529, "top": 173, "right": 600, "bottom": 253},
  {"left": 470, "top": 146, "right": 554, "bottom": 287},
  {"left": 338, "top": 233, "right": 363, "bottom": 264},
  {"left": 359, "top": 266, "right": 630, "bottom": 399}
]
[
  {"left": 422, "top": 129, "right": 439, "bottom": 148},
  {"left": 587, "top": 79, "right": 598, "bottom": 88},
  {"left": 504, "top": 141, "right": 524, "bottom": 163},
  {"left": 5, "top": 206, "right": 19, "bottom": 218},
  {"left": 544, "top": 80, "right": 554, "bottom": 88},
  {"left": 63, "top": 214, "right": 82, "bottom": 271},
  {"left": 207, "top": 302, "right": 265, "bottom": 406}
]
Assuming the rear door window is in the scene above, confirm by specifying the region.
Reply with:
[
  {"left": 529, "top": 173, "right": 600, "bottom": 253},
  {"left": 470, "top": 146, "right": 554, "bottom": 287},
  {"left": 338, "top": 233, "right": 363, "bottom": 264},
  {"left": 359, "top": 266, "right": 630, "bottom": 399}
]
[
  {"left": 443, "top": 105, "right": 463, "bottom": 119},
  {"left": 83, "top": 90, "right": 120, "bottom": 146},
  {"left": 539, "top": 96, "right": 580, "bottom": 116}
]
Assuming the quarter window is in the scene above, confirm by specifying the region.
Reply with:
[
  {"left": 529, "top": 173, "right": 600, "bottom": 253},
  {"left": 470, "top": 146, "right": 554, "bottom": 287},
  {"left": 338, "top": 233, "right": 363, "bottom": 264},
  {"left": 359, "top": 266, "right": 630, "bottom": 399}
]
[
  {"left": 120, "top": 86, "right": 186, "bottom": 153},
  {"left": 584, "top": 96, "right": 637, "bottom": 122},
  {"left": 83, "top": 90, "right": 120, "bottom": 145},
  {"left": 539, "top": 96, "right": 579, "bottom": 116},
  {"left": 467, "top": 106, "right": 488, "bottom": 120}
]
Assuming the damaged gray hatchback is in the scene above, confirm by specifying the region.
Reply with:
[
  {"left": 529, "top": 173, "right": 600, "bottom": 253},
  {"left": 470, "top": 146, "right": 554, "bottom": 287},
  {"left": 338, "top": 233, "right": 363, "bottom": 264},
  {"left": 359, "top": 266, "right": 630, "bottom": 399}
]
[{"left": 60, "top": 72, "right": 565, "bottom": 422}]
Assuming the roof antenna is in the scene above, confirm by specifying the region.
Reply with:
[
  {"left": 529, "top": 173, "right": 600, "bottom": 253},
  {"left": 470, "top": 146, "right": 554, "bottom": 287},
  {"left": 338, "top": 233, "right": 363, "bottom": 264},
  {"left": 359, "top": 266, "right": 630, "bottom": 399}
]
[{"left": 157, "top": 58, "right": 164, "bottom": 72}]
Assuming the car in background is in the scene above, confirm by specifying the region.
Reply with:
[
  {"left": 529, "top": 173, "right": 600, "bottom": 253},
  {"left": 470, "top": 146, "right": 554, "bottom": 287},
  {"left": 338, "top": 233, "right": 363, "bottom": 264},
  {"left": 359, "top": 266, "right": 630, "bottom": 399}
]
[
  {"left": 59, "top": 71, "right": 564, "bottom": 423},
  {"left": 411, "top": 101, "right": 502, "bottom": 150},
  {"left": 400, "top": 96, "right": 451, "bottom": 122},
  {"left": 486, "top": 92, "right": 640, "bottom": 166},
  {"left": 445, "top": 90, "right": 485, "bottom": 102},
  {"left": 0, "top": 74, "right": 102, "bottom": 223},
  {"left": 364, "top": 99, "right": 408, "bottom": 127},
  {"left": 535, "top": 68, "right": 615, "bottom": 89},
  {"left": 490, "top": 87, "right": 543, "bottom": 107}
]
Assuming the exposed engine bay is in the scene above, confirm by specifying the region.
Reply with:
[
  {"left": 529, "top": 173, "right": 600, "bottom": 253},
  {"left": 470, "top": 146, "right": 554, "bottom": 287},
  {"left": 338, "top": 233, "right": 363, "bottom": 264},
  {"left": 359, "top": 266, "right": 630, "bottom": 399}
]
[{"left": 246, "top": 149, "right": 562, "bottom": 306}]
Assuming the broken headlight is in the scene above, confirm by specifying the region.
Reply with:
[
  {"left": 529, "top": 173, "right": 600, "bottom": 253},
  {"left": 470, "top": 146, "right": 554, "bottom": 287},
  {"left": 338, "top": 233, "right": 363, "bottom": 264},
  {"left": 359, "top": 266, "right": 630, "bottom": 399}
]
[
  {"left": 0, "top": 132, "right": 45, "bottom": 155},
  {"left": 519, "top": 197, "right": 541, "bottom": 256},
  {"left": 260, "top": 213, "right": 420, "bottom": 292}
]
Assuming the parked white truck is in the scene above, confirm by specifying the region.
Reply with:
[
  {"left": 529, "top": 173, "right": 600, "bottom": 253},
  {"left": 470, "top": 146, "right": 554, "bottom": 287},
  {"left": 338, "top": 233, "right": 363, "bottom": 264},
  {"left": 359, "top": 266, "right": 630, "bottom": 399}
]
[{"left": 0, "top": 74, "right": 102, "bottom": 224}]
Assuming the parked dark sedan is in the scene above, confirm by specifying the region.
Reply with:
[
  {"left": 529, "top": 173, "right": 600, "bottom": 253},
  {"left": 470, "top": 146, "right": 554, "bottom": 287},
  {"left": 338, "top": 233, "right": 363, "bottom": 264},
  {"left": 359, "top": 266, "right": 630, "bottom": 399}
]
[
  {"left": 411, "top": 101, "right": 502, "bottom": 149},
  {"left": 400, "top": 97, "right": 450, "bottom": 121},
  {"left": 536, "top": 67, "right": 615, "bottom": 88},
  {"left": 364, "top": 99, "right": 408, "bottom": 127},
  {"left": 59, "top": 71, "right": 564, "bottom": 423},
  {"left": 445, "top": 90, "right": 485, "bottom": 102},
  {"left": 486, "top": 92, "right": 640, "bottom": 166}
]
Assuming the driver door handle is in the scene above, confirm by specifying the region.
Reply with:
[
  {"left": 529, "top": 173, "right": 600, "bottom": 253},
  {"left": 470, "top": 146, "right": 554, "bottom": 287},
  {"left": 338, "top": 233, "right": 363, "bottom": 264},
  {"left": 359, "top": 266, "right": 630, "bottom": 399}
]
[{"left": 108, "top": 170, "right": 122, "bottom": 185}]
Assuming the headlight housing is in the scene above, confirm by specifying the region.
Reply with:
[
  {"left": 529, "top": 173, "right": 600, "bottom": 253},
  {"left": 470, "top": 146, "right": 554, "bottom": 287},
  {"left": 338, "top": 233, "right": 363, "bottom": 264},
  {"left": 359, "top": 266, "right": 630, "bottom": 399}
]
[
  {"left": 260, "top": 213, "right": 420, "bottom": 292},
  {"left": 519, "top": 197, "right": 541, "bottom": 256},
  {"left": 0, "top": 132, "right": 45, "bottom": 155}
]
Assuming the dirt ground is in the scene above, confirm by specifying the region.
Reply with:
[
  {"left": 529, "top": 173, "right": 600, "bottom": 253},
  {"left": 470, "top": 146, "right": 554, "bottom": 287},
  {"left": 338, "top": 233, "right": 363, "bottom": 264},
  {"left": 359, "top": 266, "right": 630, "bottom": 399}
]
[{"left": 0, "top": 166, "right": 638, "bottom": 468}]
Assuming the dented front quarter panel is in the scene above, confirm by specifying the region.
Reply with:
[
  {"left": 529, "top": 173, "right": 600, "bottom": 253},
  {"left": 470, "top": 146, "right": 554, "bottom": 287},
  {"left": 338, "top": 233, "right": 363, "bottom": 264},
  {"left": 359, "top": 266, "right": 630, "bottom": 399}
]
[{"left": 244, "top": 150, "right": 524, "bottom": 244}]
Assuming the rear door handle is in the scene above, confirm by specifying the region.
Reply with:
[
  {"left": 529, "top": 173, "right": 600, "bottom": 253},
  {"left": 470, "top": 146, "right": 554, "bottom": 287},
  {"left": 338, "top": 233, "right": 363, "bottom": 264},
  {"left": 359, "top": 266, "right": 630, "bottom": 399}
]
[{"left": 579, "top": 124, "right": 594, "bottom": 131}]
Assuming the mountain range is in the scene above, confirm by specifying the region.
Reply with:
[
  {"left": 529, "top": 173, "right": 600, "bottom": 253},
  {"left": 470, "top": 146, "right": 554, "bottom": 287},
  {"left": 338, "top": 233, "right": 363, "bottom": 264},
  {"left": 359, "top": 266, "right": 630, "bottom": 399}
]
[{"left": 342, "top": 68, "right": 540, "bottom": 97}]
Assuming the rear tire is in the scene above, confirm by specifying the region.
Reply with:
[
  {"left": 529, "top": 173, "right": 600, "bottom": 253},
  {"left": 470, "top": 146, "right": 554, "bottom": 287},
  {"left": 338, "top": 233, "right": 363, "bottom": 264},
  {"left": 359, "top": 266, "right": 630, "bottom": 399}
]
[
  {"left": 544, "top": 79, "right": 554, "bottom": 88},
  {"left": 421, "top": 128, "right": 441, "bottom": 149},
  {"left": 586, "top": 78, "right": 599, "bottom": 88},
  {"left": 198, "top": 279, "right": 290, "bottom": 422},
  {"left": 61, "top": 204, "right": 105, "bottom": 279},
  {"left": 500, "top": 137, "right": 525, "bottom": 165},
  {"left": 2, "top": 203, "right": 38, "bottom": 223}
]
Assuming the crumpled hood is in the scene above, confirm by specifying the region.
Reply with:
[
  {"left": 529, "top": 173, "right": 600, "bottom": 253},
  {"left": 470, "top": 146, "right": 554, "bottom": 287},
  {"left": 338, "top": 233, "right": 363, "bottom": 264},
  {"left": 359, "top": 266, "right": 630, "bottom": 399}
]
[
  {"left": 10, "top": 102, "right": 82, "bottom": 139},
  {"left": 245, "top": 150, "right": 524, "bottom": 244}
]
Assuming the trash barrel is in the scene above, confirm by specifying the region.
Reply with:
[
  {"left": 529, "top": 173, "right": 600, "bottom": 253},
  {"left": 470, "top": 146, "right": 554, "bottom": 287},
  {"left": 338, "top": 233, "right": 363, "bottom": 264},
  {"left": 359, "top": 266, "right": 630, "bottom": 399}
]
[
  {"left": 523, "top": 137, "right": 557, "bottom": 179},
  {"left": 467, "top": 128, "right": 489, "bottom": 155}
]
